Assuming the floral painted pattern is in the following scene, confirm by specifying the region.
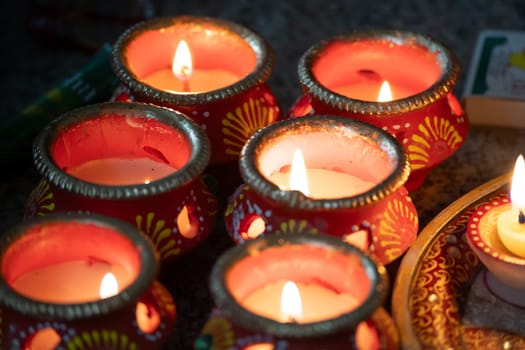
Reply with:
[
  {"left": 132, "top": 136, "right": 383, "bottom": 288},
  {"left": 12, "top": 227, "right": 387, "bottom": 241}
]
[
  {"left": 65, "top": 330, "right": 139, "bottom": 349},
  {"left": 274, "top": 219, "right": 319, "bottom": 235},
  {"left": 376, "top": 197, "right": 419, "bottom": 262},
  {"left": 225, "top": 185, "right": 418, "bottom": 264},
  {"left": 224, "top": 188, "right": 245, "bottom": 218},
  {"left": 222, "top": 97, "right": 278, "bottom": 156},
  {"left": 136, "top": 212, "right": 180, "bottom": 260},
  {"left": 461, "top": 325, "right": 525, "bottom": 349},
  {"left": 25, "top": 179, "right": 55, "bottom": 216},
  {"left": 408, "top": 209, "right": 479, "bottom": 348},
  {"left": 407, "top": 115, "right": 463, "bottom": 170}
]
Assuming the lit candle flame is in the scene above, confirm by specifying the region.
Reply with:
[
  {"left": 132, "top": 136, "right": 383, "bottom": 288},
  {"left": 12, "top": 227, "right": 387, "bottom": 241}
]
[
  {"left": 280, "top": 281, "right": 303, "bottom": 322},
  {"left": 172, "top": 40, "right": 193, "bottom": 82},
  {"left": 377, "top": 81, "right": 393, "bottom": 102},
  {"left": 511, "top": 154, "right": 525, "bottom": 223},
  {"left": 290, "top": 149, "right": 309, "bottom": 196},
  {"left": 99, "top": 272, "right": 119, "bottom": 299}
]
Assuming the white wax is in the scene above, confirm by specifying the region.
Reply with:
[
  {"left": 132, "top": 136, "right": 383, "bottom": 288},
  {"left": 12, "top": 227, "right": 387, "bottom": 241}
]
[
  {"left": 11, "top": 260, "right": 131, "bottom": 303},
  {"left": 497, "top": 207, "right": 525, "bottom": 258},
  {"left": 242, "top": 280, "right": 359, "bottom": 323},
  {"left": 142, "top": 68, "right": 240, "bottom": 93},
  {"left": 68, "top": 157, "right": 176, "bottom": 185},
  {"left": 331, "top": 81, "right": 415, "bottom": 101},
  {"left": 269, "top": 168, "right": 375, "bottom": 199}
]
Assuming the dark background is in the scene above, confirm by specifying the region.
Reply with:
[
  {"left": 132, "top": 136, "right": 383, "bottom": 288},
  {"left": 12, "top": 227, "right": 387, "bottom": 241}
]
[{"left": 1, "top": 1, "right": 525, "bottom": 349}]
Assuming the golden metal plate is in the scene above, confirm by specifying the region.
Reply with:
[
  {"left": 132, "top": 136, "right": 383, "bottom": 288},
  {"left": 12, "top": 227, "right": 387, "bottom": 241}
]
[{"left": 391, "top": 173, "right": 525, "bottom": 349}]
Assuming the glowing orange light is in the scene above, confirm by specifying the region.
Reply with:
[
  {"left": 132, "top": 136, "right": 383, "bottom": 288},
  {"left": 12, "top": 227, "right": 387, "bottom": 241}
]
[
  {"left": 511, "top": 154, "right": 525, "bottom": 209},
  {"left": 172, "top": 40, "right": 193, "bottom": 81},
  {"left": 280, "top": 281, "right": 303, "bottom": 322},
  {"left": 377, "top": 81, "right": 392, "bottom": 102},
  {"left": 99, "top": 273, "right": 118, "bottom": 299},
  {"left": 289, "top": 149, "right": 309, "bottom": 196}
]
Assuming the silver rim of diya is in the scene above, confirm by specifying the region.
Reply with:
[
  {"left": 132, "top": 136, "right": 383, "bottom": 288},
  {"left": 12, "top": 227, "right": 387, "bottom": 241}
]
[
  {"left": 0, "top": 213, "right": 158, "bottom": 320},
  {"left": 32, "top": 101, "right": 210, "bottom": 200},
  {"left": 298, "top": 29, "right": 460, "bottom": 115},
  {"left": 209, "top": 232, "right": 389, "bottom": 338},
  {"left": 111, "top": 15, "right": 274, "bottom": 105},
  {"left": 239, "top": 115, "right": 410, "bottom": 210}
]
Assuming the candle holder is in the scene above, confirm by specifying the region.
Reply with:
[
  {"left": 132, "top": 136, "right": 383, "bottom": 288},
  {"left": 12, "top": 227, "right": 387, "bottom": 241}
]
[
  {"left": 224, "top": 115, "right": 418, "bottom": 265},
  {"left": 466, "top": 192, "right": 525, "bottom": 307},
  {"left": 289, "top": 29, "right": 469, "bottom": 191},
  {"left": 195, "top": 233, "right": 398, "bottom": 350},
  {"left": 25, "top": 101, "right": 218, "bottom": 262},
  {"left": 111, "top": 15, "right": 282, "bottom": 196},
  {"left": 0, "top": 213, "right": 176, "bottom": 349}
]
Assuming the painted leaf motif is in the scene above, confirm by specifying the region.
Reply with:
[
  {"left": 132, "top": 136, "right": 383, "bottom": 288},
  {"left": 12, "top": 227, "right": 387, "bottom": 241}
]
[
  {"left": 408, "top": 116, "right": 463, "bottom": 170},
  {"left": 222, "top": 98, "right": 277, "bottom": 156}
]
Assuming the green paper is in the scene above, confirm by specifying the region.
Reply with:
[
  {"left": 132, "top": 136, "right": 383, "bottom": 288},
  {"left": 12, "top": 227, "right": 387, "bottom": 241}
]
[{"left": 0, "top": 43, "right": 118, "bottom": 140}]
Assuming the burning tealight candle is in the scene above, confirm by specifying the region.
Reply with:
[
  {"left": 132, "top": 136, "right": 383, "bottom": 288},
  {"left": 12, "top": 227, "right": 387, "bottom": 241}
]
[
  {"left": 12, "top": 269, "right": 123, "bottom": 349},
  {"left": 333, "top": 79, "right": 401, "bottom": 102},
  {"left": 68, "top": 157, "right": 177, "bottom": 185},
  {"left": 5, "top": 220, "right": 137, "bottom": 305},
  {"left": 0, "top": 213, "right": 176, "bottom": 349},
  {"left": 243, "top": 279, "right": 360, "bottom": 323},
  {"left": 235, "top": 240, "right": 372, "bottom": 326},
  {"left": 497, "top": 154, "right": 525, "bottom": 257},
  {"left": 466, "top": 172, "right": 525, "bottom": 306},
  {"left": 113, "top": 17, "right": 253, "bottom": 96},
  {"left": 142, "top": 40, "right": 240, "bottom": 93},
  {"left": 198, "top": 232, "right": 398, "bottom": 349},
  {"left": 268, "top": 148, "right": 376, "bottom": 199},
  {"left": 12, "top": 262, "right": 128, "bottom": 304},
  {"left": 291, "top": 30, "right": 469, "bottom": 191}
]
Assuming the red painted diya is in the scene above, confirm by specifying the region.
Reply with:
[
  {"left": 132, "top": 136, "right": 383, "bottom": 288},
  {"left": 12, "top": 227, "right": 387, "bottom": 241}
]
[
  {"left": 0, "top": 213, "right": 176, "bottom": 349},
  {"left": 195, "top": 233, "right": 398, "bottom": 350},
  {"left": 224, "top": 115, "right": 418, "bottom": 265},
  {"left": 111, "top": 15, "right": 282, "bottom": 195},
  {"left": 289, "top": 30, "right": 469, "bottom": 191},
  {"left": 25, "top": 102, "right": 218, "bottom": 262}
]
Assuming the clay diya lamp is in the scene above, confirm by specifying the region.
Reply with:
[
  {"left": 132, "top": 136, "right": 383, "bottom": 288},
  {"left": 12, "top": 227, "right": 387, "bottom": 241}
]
[
  {"left": 0, "top": 213, "right": 176, "bottom": 349},
  {"left": 224, "top": 115, "right": 418, "bottom": 265},
  {"left": 289, "top": 29, "right": 469, "bottom": 191},
  {"left": 25, "top": 101, "right": 218, "bottom": 263},
  {"left": 111, "top": 15, "right": 282, "bottom": 195},
  {"left": 195, "top": 232, "right": 398, "bottom": 350}
]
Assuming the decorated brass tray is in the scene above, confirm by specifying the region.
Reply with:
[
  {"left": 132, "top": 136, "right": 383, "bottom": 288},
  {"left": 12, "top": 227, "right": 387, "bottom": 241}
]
[{"left": 392, "top": 173, "right": 525, "bottom": 349}]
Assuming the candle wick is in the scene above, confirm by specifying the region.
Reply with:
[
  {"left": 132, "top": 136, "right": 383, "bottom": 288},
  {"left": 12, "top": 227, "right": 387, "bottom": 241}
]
[
  {"left": 178, "top": 65, "right": 191, "bottom": 92},
  {"left": 180, "top": 65, "right": 191, "bottom": 79},
  {"left": 182, "top": 80, "right": 190, "bottom": 93},
  {"left": 286, "top": 316, "right": 298, "bottom": 323},
  {"left": 281, "top": 314, "right": 300, "bottom": 323},
  {"left": 519, "top": 209, "right": 525, "bottom": 224}
]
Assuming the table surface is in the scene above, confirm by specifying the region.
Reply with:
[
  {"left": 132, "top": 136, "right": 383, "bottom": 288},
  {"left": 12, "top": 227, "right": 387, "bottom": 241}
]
[{"left": 1, "top": 1, "right": 525, "bottom": 349}]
